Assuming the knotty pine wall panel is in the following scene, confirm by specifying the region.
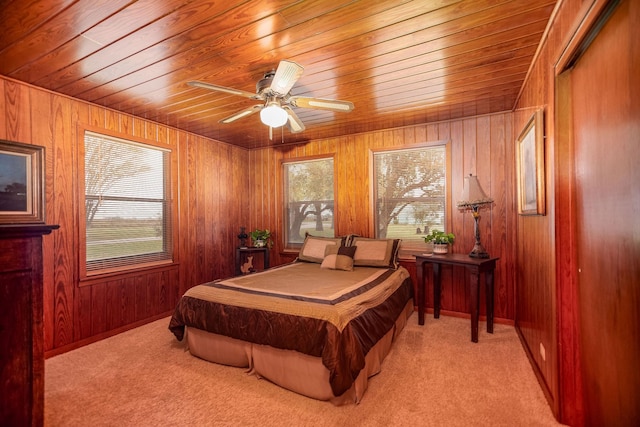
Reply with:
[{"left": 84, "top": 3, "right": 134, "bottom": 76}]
[
  {"left": 0, "top": 76, "right": 249, "bottom": 355},
  {"left": 489, "top": 113, "right": 515, "bottom": 321},
  {"left": 511, "top": 0, "right": 612, "bottom": 424},
  {"left": 247, "top": 113, "right": 516, "bottom": 320}
]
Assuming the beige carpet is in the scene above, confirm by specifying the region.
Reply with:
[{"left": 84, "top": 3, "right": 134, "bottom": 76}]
[{"left": 45, "top": 313, "right": 563, "bottom": 427}]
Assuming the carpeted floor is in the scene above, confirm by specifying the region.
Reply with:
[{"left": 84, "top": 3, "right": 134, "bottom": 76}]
[{"left": 45, "top": 313, "right": 564, "bottom": 426}]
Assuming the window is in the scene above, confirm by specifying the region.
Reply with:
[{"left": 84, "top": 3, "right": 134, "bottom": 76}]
[
  {"left": 283, "top": 157, "right": 335, "bottom": 247},
  {"left": 81, "top": 131, "right": 172, "bottom": 276},
  {"left": 373, "top": 143, "right": 449, "bottom": 255}
]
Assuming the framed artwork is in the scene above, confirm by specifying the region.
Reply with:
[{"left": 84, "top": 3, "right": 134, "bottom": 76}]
[
  {"left": 0, "top": 140, "right": 45, "bottom": 223},
  {"left": 516, "top": 109, "right": 545, "bottom": 215}
]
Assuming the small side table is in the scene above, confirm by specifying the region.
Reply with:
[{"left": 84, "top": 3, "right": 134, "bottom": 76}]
[
  {"left": 235, "top": 247, "right": 270, "bottom": 276},
  {"left": 415, "top": 253, "right": 499, "bottom": 342}
]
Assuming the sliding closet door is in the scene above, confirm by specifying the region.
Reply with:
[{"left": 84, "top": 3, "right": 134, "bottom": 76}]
[{"left": 568, "top": 0, "right": 639, "bottom": 424}]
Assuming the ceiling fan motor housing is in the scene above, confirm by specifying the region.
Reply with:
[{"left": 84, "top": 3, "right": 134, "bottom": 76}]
[{"left": 256, "top": 71, "right": 276, "bottom": 95}]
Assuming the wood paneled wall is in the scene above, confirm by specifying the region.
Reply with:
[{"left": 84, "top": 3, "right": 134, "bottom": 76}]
[
  {"left": 0, "top": 76, "right": 249, "bottom": 355},
  {"left": 0, "top": 74, "right": 517, "bottom": 353},
  {"left": 246, "top": 113, "right": 517, "bottom": 321},
  {"left": 512, "top": 0, "right": 572, "bottom": 419},
  {"left": 512, "top": 0, "right": 628, "bottom": 424}
]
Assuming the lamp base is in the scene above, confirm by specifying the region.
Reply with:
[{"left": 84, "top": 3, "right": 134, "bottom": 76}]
[
  {"left": 469, "top": 209, "right": 490, "bottom": 258},
  {"left": 468, "top": 242, "right": 490, "bottom": 258}
]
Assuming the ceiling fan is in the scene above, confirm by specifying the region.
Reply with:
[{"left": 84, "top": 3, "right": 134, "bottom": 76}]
[{"left": 188, "top": 60, "right": 354, "bottom": 136}]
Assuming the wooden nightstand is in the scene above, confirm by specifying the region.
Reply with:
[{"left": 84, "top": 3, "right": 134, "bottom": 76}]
[{"left": 235, "top": 247, "right": 270, "bottom": 276}]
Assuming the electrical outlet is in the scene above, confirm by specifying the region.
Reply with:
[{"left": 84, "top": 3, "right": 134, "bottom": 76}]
[{"left": 539, "top": 342, "right": 546, "bottom": 361}]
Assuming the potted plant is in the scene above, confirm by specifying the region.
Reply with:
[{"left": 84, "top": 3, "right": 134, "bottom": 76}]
[
  {"left": 424, "top": 230, "right": 455, "bottom": 254},
  {"left": 250, "top": 229, "right": 272, "bottom": 248}
]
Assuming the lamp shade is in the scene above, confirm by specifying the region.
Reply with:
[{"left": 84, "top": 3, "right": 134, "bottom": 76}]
[
  {"left": 260, "top": 103, "right": 288, "bottom": 127},
  {"left": 457, "top": 175, "right": 493, "bottom": 208}
]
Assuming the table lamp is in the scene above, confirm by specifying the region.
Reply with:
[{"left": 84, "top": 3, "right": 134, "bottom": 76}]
[{"left": 457, "top": 174, "right": 493, "bottom": 258}]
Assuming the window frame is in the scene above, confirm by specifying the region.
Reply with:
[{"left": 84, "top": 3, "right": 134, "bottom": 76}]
[
  {"left": 370, "top": 141, "right": 452, "bottom": 258},
  {"left": 281, "top": 154, "right": 337, "bottom": 251},
  {"left": 77, "top": 126, "right": 177, "bottom": 281}
]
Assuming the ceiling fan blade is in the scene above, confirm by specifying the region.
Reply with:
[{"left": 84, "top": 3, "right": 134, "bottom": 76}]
[
  {"left": 289, "top": 96, "right": 354, "bottom": 112},
  {"left": 282, "top": 105, "right": 306, "bottom": 133},
  {"left": 219, "top": 104, "right": 263, "bottom": 124},
  {"left": 188, "top": 81, "right": 261, "bottom": 99},
  {"left": 270, "top": 60, "right": 304, "bottom": 96}
]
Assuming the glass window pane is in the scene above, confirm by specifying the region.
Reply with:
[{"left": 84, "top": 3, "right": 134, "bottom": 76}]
[
  {"left": 284, "top": 158, "right": 334, "bottom": 246},
  {"left": 86, "top": 199, "right": 166, "bottom": 262},
  {"left": 84, "top": 131, "right": 172, "bottom": 273},
  {"left": 373, "top": 145, "right": 447, "bottom": 248}
]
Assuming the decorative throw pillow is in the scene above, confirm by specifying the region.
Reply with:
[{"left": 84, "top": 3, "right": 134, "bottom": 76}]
[
  {"left": 350, "top": 237, "right": 401, "bottom": 268},
  {"left": 321, "top": 245, "right": 357, "bottom": 271},
  {"left": 344, "top": 233, "right": 360, "bottom": 247},
  {"left": 297, "top": 234, "right": 345, "bottom": 264}
]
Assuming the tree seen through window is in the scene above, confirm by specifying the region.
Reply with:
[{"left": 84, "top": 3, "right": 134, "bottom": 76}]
[
  {"left": 374, "top": 145, "right": 447, "bottom": 243},
  {"left": 83, "top": 131, "right": 172, "bottom": 274},
  {"left": 284, "top": 158, "right": 334, "bottom": 245}
]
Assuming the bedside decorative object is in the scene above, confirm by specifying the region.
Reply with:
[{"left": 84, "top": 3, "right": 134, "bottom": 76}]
[
  {"left": 424, "top": 230, "right": 455, "bottom": 254},
  {"left": 433, "top": 244, "right": 448, "bottom": 254},
  {"left": 457, "top": 174, "right": 493, "bottom": 258},
  {"left": 240, "top": 256, "right": 254, "bottom": 274},
  {"left": 237, "top": 226, "right": 248, "bottom": 248},
  {"left": 250, "top": 229, "right": 272, "bottom": 248}
]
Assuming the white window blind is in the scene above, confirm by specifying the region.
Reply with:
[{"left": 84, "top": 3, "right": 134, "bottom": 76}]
[
  {"left": 373, "top": 144, "right": 447, "bottom": 255},
  {"left": 84, "top": 131, "right": 172, "bottom": 273},
  {"left": 283, "top": 157, "right": 335, "bottom": 247}
]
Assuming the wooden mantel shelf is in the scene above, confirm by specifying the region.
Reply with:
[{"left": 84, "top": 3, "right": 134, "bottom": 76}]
[{"left": 0, "top": 224, "right": 60, "bottom": 238}]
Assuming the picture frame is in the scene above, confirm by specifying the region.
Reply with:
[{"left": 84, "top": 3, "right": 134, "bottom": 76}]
[
  {"left": 516, "top": 109, "right": 545, "bottom": 215},
  {"left": 0, "top": 139, "right": 45, "bottom": 223}
]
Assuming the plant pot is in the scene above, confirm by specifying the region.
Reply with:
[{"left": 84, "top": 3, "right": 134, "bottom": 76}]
[
  {"left": 433, "top": 243, "right": 449, "bottom": 254},
  {"left": 253, "top": 239, "right": 266, "bottom": 248}
]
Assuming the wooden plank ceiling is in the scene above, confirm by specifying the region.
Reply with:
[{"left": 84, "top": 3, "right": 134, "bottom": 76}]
[{"left": 0, "top": 0, "right": 557, "bottom": 149}]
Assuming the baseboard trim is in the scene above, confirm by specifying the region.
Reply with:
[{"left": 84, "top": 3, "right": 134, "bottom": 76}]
[
  {"left": 44, "top": 311, "right": 173, "bottom": 359},
  {"left": 414, "top": 306, "right": 515, "bottom": 326},
  {"left": 515, "top": 325, "right": 557, "bottom": 419}
]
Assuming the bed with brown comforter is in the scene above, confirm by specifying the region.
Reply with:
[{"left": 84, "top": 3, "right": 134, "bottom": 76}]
[{"left": 169, "top": 260, "right": 413, "bottom": 404}]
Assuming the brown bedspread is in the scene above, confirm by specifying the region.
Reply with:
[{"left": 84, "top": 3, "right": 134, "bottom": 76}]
[{"left": 169, "top": 262, "right": 413, "bottom": 397}]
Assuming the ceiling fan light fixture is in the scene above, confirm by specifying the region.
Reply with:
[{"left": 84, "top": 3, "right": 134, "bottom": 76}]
[{"left": 260, "top": 103, "right": 288, "bottom": 127}]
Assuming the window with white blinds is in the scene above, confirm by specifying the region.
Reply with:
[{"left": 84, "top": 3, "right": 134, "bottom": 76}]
[
  {"left": 283, "top": 157, "right": 335, "bottom": 248},
  {"left": 83, "top": 131, "right": 172, "bottom": 274},
  {"left": 373, "top": 143, "right": 448, "bottom": 256}
]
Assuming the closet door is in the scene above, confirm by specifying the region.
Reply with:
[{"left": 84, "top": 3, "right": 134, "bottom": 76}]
[{"left": 569, "top": 1, "right": 640, "bottom": 424}]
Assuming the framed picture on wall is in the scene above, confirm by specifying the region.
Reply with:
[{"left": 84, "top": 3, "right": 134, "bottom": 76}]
[
  {"left": 516, "top": 109, "right": 545, "bottom": 215},
  {"left": 0, "top": 140, "right": 45, "bottom": 223}
]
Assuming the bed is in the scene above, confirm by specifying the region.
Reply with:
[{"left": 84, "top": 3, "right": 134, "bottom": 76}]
[{"left": 169, "top": 235, "right": 414, "bottom": 404}]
